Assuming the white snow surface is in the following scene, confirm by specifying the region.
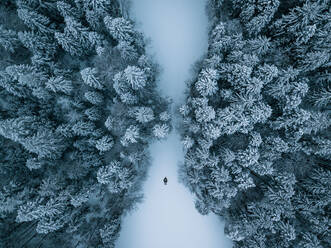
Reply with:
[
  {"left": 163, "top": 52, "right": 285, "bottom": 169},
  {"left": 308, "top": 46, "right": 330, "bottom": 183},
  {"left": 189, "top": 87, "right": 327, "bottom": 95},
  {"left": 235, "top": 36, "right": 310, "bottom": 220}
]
[{"left": 115, "top": 1, "right": 233, "bottom": 247}]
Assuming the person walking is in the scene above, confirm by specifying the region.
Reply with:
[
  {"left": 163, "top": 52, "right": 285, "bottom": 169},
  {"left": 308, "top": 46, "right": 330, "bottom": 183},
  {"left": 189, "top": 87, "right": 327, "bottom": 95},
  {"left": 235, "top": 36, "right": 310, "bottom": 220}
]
[{"left": 163, "top": 177, "right": 168, "bottom": 185}]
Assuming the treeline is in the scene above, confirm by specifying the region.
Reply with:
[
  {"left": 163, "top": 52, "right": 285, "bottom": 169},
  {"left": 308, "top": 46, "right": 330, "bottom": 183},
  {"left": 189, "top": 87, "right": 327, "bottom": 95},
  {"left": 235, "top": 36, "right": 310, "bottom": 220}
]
[
  {"left": 0, "top": 0, "right": 170, "bottom": 247},
  {"left": 179, "top": 0, "right": 330, "bottom": 247}
]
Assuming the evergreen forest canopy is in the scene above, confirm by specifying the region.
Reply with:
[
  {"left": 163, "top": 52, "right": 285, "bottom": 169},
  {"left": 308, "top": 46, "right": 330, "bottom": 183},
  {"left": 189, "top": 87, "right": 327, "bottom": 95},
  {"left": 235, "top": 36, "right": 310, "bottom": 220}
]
[
  {"left": 0, "top": 0, "right": 330, "bottom": 247},
  {"left": 0, "top": 0, "right": 171, "bottom": 247},
  {"left": 179, "top": 0, "right": 330, "bottom": 247}
]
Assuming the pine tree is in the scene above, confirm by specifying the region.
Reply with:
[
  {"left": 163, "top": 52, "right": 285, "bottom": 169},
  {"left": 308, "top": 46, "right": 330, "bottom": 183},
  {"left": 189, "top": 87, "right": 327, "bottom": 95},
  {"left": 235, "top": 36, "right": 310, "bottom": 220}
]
[
  {"left": 152, "top": 124, "right": 170, "bottom": 139},
  {"left": 56, "top": 1, "right": 82, "bottom": 19},
  {"left": 309, "top": 86, "right": 331, "bottom": 109},
  {"left": 99, "top": 218, "right": 121, "bottom": 248},
  {"left": 97, "top": 161, "right": 134, "bottom": 193},
  {"left": 85, "top": 106, "right": 102, "bottom": 121},
  {"left": 36, "top": 216, "right": 65, "bottom": 234},
  {"left": 84, "top": 90, "right": 104, "bottom": 105},
  {"left": 96, "top": 135, "right": 114, "bottom": 152},
  {"left": 0, "top": 25, "right": 19, "bottom": 52},
  {"left": 120, "top": 125, "right": 139, "bottom": 146},
  {"left": 194, "top": 104, "right": 216, "bottom": 123},
  {"left": 116, "top": 40, "right": 139, "bottom": 61},
  {"left": 298, "top": 232, "right": 323, "bottom": 248},
  {"left": 123, "top": 65, "right": 147, "bottom": 90},
  {"left": 55, "top": 31, "right": 84, "bottom": 57},
  {"left": 0, "top": 71, "right": 29, "bottom": 98},
  {"left": 17, "top": 8, "right": 54, "bottom": 34},
  {"left": 132, "top": 107, "right": 154, "bottom": 123},
  {"left": 69, "top": 188, "right": 91, "bottom": 208},
  {"left": 233, "top": 0, "right": 280, "bottom": 35},
  {"left": 55, "top": 17, "right": 101, "bottom": 56},
  {"left": 250, "top": 35, "right": 271, "bottom": 53},
  {"left": 0, "top": 116, "right": 38, "bottom": 143},
  {"left": 18, "top": 31, "right": 57, "bottom": 57},
  {"left": 195, "top": 68, "right": 219, "bottom": 96},
  {"left": 80, "top": 67, "right": 104, "bottom": 90},
  {"left": 46, "top": 76, "right": 74, "bottom": 95},
  {"left": 22, "top": 129, "right": 67, "bottom": 159},
  {"left": 159, "top": 111, "right": 171, "bottom": 122},
  {"left": 299, "top": 51, "right": 329, "bottom": 72},
  {"left": 104, "top": 16, "right": 135, "bottom": 42},
  {"left": 182, "top": 136, "right": 194, "bottom": 149},
  {"left": 72, "top": 121, "right": 96, "bottom": 136}
]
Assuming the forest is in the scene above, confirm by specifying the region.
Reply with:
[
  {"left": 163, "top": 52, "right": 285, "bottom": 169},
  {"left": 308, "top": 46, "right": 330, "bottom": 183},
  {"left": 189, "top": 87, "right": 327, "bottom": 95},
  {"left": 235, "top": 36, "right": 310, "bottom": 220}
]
[
  {"left": 0, "top": 0, "right": 330, "bottom": 248},
  {"left": 0, "top": 0, "right": 171, "bottom": 247},
  {"left": 179, "top": 0, "right": 330, "bottom": 247}
]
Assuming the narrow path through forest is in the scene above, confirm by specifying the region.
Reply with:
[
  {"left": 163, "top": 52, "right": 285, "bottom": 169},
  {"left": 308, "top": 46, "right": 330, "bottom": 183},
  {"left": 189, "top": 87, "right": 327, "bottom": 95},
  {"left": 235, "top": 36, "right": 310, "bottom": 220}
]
[{"left": 115, "top": 1, "right": 232, "bottom": 247}]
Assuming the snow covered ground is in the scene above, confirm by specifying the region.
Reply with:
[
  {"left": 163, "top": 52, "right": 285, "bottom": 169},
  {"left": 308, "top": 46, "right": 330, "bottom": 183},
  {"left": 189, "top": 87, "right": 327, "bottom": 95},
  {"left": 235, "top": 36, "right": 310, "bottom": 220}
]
[{"left": 115, "top": 1, "right": 232, "bottom": 247}]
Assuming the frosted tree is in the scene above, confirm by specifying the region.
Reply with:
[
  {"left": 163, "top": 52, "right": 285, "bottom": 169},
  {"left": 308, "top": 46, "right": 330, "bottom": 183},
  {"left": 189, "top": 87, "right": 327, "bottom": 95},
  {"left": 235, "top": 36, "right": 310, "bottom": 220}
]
[
  {"left": 80, "top": 67, "right": 104, "bottom": 90},
  {"left": 26, "top": 157, "right": 44, "bottom": 170},
  {"left": 132, "top": 107, "right": 154, "bottom": 123},
  {"left": 120, "top": 125, "right": 140, "bottom": 146},
  {"left": 152, "top": 124, "right": 170, "bottom": 139},
  {"left": 195, "top": 68, "right": 219, "bottom": 96},
  {"left": 0, "top": 116, "right": 37, "bottom": 142},
  {"left": 46, "top": 76, "right": 74, "bottom": 95},
  {"left": 233, "top": 0, "right": 280, "bottom": 35},
  {"left": 85, "top": 106, "right": 102, "bottom": 121},
  {"left": 298, "top": 233, "right": 323, "bottom": 248},
  {"left": 55, "top": 17, "right": 101, "bottom": 56},
  {"left": 72, "top": 121, "right": 96, "bottom": 136},
  {"left": 104, "top": 116, "right": 115, "bottom": 131},
  {"left": 194, "top": 104, "right": 216, "bottom": 123},
  {"left": 224, "top": 221, "right": 246, "bottom": 242},
  {"left": 5, "top": 64, "right": 36, "bottom": 81},
  {"left": 96, "top": 135, "right": 114, "bottom": 152},
  {"left": 36, "top": 216, "right": 66, "bottom": 234},
  {"left": 266, "top": 72, "right": 309, "bottom": 110},
  {"left": 194, "top": 198, "right": 210, "bottom": 215},
  {"left": 18, "top": 31, "right": 57, "bottom": 57},
  {"left": 255, "top": 64, "right": 278, "bottom": 84},
  {"left": 0, "top": 71, "right": 28, "bottom": 97},
  {"left": 299, "top": 51, "right": 329, "bottom": 72},
  {"left": 22, "top": 129, "right": 67, "bottom": 159},
  {"left": 16, "top": 196, "right": 68, "bottom": 234},
  {"left": 100, "top": 218, "right": 121, "bottom": 248},
  {"left": 97, "top": 161, "right": 134, "bottom": 193},
  {"left": 0, "top": 26, "right": 19, "bottom": 52},
  {"left": 113, "top": 70, "right": 130, "bottom": 96},
  {"left": 247, "top": 36, "right": 271, "bottom": 56},
  {"left": 16, "top": 200, "right": 41, "bottom": 223},
  {"left": 84, "top": 91, "right": 104, "bottom": 105},
  {"left": 123, "top": 65, "right": 147, "bottom": 90},
  {"left": 104, "top": 16, "right": 135, "bottom": 42},
  {"left": 182, "top": 136, "right": 194, "bottom": 149},
  {"left": 17, "top": 8, "right": 54, "bottom": 34},
  {"left": 56, "top": 1, "right": 82, "bottom": 19},
  {"left": 309, "top": 86, "right": 331, "bottom": 109},
  {"left": 116, "top": 40, "right": 139, "bottom": 61},
  {"left": 69, "top": 188, "right": 91, "bottom": 208},
  {"left": 234, "top": 171, "right": 255, "bottom": 190},
  {"left": 308, "top": 137, "right": 331, "bottom": 158},
  {"left": 159, "top": 111, "right": 171, "bottom": 122},
  {"left": 55, "top": 31, "right": 83, "bottom": 57}
]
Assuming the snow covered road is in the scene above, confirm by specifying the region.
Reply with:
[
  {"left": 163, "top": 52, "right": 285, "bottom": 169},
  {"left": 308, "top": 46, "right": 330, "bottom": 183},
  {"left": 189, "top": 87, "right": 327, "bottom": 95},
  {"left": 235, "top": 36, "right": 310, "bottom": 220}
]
[{"left": 115, "top": 1, "right": 232, "bottom": 247}]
